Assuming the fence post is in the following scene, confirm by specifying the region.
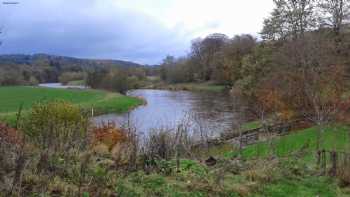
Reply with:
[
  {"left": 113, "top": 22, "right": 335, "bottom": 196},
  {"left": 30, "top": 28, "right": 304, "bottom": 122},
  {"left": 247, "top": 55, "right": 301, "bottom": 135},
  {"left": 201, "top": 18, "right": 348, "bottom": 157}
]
[
  {"left": 317, "top": 150, "right": 321, "bottom": 167},
  {"left": 322, "top": 149, "right": 327, "bottom": 175},
  {"left": 329, "top": 151, "right": 337, "bottom": 176}
]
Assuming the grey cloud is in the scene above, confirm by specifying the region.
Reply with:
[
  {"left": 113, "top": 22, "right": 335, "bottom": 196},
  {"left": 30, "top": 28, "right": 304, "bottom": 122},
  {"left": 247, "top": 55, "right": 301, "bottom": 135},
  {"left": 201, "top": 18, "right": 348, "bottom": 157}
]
[{"left": 0, "top": 0, "right": 190, "bottom": 64}]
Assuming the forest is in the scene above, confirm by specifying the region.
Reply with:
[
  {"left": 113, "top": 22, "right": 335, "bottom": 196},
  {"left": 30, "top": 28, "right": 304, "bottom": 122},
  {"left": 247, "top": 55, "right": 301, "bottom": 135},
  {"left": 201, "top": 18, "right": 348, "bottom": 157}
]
[{"left": 158, "top": 0, "right": 350, "bottom": 131}]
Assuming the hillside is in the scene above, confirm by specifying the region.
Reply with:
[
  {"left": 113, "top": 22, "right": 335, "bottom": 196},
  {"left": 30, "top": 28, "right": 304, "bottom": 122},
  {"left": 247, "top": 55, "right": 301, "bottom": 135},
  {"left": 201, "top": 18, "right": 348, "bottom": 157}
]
[
  {"left": 0, "top": 54, "right": 143, "bottom": 69},
  {"left": 0, "top": 54, "right": 145, "bottom": 84}
]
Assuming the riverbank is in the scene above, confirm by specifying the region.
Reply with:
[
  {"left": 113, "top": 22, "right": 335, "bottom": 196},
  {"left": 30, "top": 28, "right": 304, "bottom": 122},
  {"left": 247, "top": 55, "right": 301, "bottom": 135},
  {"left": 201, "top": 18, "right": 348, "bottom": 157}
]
[
  {"left": 225, "top": 124, "right": 349, "bottom": 159},
  {"left": 0, "top": 86, "right": 143, "bottom": 125},
  {"left": 113, "top": 124, "right": 350, "bottom": 196},
  {"left": 66, "top": 80, "right": 85, "bottom": 86},
  {"left": 2, "top": 96, "right": 349, "bottom": 196},
  {"left": 145, "top": 81, "right": 228, "bottom": 92}
]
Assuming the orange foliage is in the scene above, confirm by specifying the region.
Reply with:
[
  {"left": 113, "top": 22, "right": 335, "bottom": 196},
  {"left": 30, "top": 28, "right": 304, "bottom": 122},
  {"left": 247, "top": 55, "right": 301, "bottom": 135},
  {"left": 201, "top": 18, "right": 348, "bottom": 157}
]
[
  {"left": 255, "top": 64, "right": 348, "bottom": 122},
  {"left": 0, "top": 123, "right": 23, "bottom": 146},
  {"left": 257, "top": 89, "right": 285, "bottom": 111},
  {"left": 91, "top": 122, "right": 128, "bottom": 151}
]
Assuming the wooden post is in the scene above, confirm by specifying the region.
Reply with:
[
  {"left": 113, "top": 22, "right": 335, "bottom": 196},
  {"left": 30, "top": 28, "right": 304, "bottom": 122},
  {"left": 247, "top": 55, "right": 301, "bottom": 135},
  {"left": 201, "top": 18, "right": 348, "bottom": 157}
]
[
  {"left": 322, "top": 149, "right": 327, "bottom": 175},
  {"left": 330, "top": 151, "right": 338, "bottom": 176},
  {"left": 317, "top": 150, "right": 321, "bottom": 167},
  {"left": 15, "top": 103, "right": 23, "bottom": 129},
  {"left": 176, "top": 143, "right": 180, "bottom": 173}
]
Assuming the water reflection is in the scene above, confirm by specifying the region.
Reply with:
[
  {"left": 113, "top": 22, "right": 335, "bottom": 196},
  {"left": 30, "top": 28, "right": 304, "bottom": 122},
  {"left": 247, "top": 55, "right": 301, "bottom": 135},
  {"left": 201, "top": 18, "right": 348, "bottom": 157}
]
[
  {"left": 38, "top": 83, "right": 87, "bottom": 89},
  {"left": 93, "top": 89, "right": 236, "bottom": 137}
]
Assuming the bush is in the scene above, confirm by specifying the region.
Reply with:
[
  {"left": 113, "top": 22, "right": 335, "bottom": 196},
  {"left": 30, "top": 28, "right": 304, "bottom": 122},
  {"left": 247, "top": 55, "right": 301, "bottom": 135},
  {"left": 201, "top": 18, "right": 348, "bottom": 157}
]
[
  {"left": 0, "top": 123, "right": 28, "bottom": 195},
  {"left": 145, "top": 129, "right": 176, "bottom": 161},
  {"left": 91, "top": 123, "right": 135, "bottom": 166},
  {"left": 86, "top": 68, "right": 144, "bottom": 94},
  {"left": 24, "top": 101, "right": 89, "bottom": 153},
  {"left": 58, "top": 72, "right": 85, "bottom": 85}
]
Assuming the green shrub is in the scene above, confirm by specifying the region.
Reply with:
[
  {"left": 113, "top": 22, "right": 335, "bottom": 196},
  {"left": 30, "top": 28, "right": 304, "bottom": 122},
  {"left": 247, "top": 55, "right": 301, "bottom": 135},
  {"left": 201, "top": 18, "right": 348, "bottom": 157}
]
[
  {"left": 24, "top": 100, "right": 89, "bottom": 152},
  {"left": 58, "top": 72, "right": 85, "bottom": 85},
  {"left": 115, "top": 181, "right": 141, "bottom": 197}
]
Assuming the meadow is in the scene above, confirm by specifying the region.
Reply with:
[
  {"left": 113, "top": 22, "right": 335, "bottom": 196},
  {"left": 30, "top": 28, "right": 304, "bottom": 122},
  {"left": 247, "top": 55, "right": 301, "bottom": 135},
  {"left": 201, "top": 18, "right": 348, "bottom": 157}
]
[
  {"left": 0, "top": 86, "right": 143, "bottom": 123},
  {"left": 119, "top": 125, "right": 350, "bottom": 196},
  {"left": 224, "top": 125, "right": 350, "bottom": 159},
  {"left": 113, "top": 125, "right": 350, "bottom": 197}
]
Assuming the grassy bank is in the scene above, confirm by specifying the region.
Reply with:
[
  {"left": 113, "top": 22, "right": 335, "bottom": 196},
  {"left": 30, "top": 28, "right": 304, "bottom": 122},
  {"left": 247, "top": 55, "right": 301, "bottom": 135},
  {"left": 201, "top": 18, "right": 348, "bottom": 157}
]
[
  {"left": 0, "top": 86, "right": 143, "bottom": 124},
  {"left": 114, "top": 125, "right": 350, "bottom": 196},
  {"left": 66, "top": 80, "right": 85, "bottom": 86},
  {"left": 148, "top": 82, "right": 227, "bottom": 92},
  {"left": 224, "top": 125, "right": 350, "bottom": 160},
  {"left": 2, "top": 99, "right": 349, "bottom": 196},
  {"left": 115, "top": 162, "right": 342, "bottom": 196}
]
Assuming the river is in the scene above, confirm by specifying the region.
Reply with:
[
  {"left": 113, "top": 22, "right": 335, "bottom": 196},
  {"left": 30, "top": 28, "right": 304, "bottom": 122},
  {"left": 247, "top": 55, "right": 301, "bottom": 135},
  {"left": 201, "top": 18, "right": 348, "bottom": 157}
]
[
  {"left": 39, "top": 83, "right": 87, "bottom": 89},
  {"left": 93, "top": 89, "right": 238, "bottom": 138}
]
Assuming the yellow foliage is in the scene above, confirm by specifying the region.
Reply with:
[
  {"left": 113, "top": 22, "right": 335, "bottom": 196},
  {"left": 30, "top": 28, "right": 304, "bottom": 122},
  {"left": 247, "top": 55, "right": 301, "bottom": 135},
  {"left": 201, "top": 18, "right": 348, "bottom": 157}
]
[{"left": 91, "top": 143, "right": 110, "bottom": 156}]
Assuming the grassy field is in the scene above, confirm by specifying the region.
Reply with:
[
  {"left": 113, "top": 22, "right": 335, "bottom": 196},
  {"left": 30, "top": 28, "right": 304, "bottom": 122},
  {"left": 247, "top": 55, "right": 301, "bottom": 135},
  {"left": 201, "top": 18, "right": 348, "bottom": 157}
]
[
  {"left": 0, "top": 86, "right": 143, "bottom": 124},
  {"left": 224, "top": 125, "right": 350, "bottom": 160}
]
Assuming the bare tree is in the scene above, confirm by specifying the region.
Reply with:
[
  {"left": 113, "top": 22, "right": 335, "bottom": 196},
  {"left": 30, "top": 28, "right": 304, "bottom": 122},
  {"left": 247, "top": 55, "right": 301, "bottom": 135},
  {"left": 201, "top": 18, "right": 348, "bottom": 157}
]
[
  {"left": 318, "top": 0, "right": 350, "bottom": 35},
  {"left": 262, "top": 0, "right": 317, "bottom": 41},
  {"left": 190, "top": 33, "right": 229, "bottom": 81}
]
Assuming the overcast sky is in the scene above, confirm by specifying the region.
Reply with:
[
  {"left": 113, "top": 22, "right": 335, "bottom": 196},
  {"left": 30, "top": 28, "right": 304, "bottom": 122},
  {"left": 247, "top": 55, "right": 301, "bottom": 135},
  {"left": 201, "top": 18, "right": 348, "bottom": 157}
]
[{"left": 0, "top": 0, "right": 274, "bottom": 64}]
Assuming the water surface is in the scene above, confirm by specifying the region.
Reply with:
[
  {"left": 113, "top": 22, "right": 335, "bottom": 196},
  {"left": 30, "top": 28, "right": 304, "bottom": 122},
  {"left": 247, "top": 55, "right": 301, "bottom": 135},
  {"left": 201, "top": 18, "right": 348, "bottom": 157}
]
[
  {"left": 93, "top": 89, "right": 237, "bottom": 137},
  {"left": 39, "top": 83, "right": 87, "bottom": 89}
]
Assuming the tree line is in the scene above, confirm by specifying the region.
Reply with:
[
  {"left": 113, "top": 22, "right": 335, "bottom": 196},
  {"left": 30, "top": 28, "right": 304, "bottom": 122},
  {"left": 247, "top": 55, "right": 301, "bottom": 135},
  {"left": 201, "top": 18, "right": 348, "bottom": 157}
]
[
  {"left": 0, "top": 54, "right": 151, "bottom": 88},
  {"left": 160, "top": 0, "right": 350, "bottom": 149},
  {"left": 86, "top": 67, "right": 148, "bottom": 94},
  {"left": 160, "top": 0, "right": 350, "bottom": 85}
]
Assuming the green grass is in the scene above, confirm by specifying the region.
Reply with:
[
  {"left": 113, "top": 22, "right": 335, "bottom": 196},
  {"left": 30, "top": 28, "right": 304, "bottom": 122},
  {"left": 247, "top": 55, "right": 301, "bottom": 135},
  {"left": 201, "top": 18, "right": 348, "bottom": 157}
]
[
  {"left": 114, "top": 158, "right": 345, "bottom": 197},
  {"left": 254, "top": 176, "right": 340, "bottom": 197},
  {"left": 241, "top": 120, "right": 262, "bottom": 131},
  {"left": 214, "top": 124, "right": 350, "bottom": 196},
  {"left": 0, "top": 86, "right": 143, "bottom": 124},
  {"left": 225, "top": 125, "right": 350, "bottom": 161},
  {"left": 192, "top": 124, "right": 350, "bottom": 195},
  {"left": 66, "top": 80, "right": 85, "bottom": 86}
]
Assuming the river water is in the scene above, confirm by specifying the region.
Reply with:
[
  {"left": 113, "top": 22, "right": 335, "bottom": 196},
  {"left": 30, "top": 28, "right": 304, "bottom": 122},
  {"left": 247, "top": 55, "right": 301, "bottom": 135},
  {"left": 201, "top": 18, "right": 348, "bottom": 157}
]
[
  {"left": 93, "top": 89, "right": 237, "bottom": 137},
  {"left": 39, "top": 83, "right": 87, "bottom": 89}
]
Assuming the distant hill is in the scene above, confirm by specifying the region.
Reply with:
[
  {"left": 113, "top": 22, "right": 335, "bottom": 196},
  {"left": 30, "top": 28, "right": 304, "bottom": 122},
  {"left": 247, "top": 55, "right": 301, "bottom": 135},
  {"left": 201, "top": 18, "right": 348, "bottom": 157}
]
[
  {"left": 0, "top": 54, "right": 145, "bottom": 84},
  {"left": 0, "top": 54, "right": 143, "bottom": 70}
]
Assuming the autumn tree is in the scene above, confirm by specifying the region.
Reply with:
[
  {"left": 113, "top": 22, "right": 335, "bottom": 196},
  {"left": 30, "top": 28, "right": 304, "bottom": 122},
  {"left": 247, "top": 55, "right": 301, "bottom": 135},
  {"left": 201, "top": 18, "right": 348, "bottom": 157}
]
[
  {"left": 160, "top": 55, "right": 176, "bottom": 81},
  {"left": 267, "top": 33, "right": 347, "bottom": 150},
  {"left": 190, "top": 33, "right": 229, "bottom": 81},
  {"left": 160, "top": 56, "right": 194, "bottom": 83},
  {"left": 221, "top": 34, "right": 257, "bottom": 85},
  {"left": 262, "top": 0, "right": 317, "bottom": 41}
]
